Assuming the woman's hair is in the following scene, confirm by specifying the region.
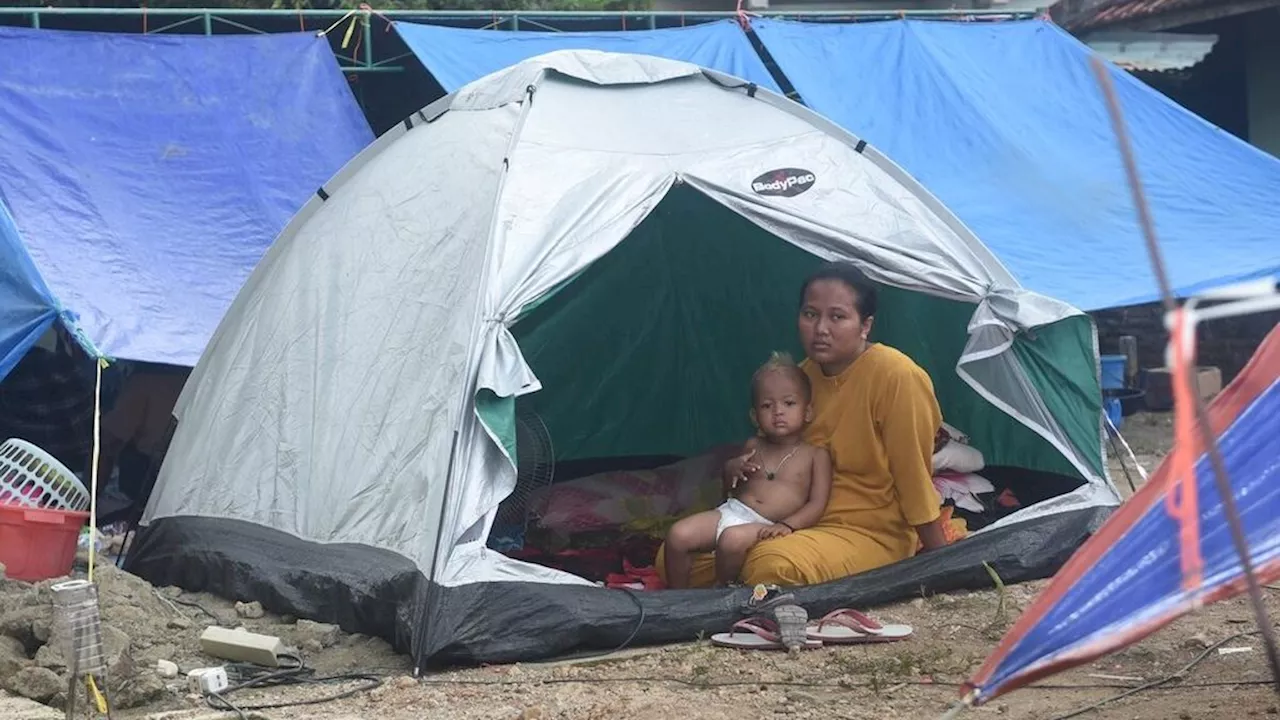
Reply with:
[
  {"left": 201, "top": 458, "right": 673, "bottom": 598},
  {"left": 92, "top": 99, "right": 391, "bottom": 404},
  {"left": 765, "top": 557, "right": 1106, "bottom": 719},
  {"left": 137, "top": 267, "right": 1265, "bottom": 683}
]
[
  {"left": 751, "top": 351, "right": 811, "bottom": 404},
  {"left": 799, "top": 261, "right": 877, "bottom": 319}
]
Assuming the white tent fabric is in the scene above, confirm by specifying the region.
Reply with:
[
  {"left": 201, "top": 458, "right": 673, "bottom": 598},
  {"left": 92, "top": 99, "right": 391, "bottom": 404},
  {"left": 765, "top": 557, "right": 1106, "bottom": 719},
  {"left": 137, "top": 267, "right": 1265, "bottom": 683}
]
[{"left": 144, "top": 50, "right": 1119, "bottom": 592}]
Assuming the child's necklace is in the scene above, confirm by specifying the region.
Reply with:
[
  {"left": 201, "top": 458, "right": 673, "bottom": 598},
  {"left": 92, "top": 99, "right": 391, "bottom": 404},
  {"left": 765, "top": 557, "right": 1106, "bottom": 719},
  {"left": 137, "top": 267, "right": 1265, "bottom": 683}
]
[{"left": 764, "top": 447, "right": 800, "bottom": 480}]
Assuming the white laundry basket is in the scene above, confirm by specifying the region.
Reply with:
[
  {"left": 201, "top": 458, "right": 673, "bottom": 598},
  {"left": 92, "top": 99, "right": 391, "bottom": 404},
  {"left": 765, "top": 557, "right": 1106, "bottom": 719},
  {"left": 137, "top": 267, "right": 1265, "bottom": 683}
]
[{"left": 0, "top": 439, "right": 91, "bottom": 511}]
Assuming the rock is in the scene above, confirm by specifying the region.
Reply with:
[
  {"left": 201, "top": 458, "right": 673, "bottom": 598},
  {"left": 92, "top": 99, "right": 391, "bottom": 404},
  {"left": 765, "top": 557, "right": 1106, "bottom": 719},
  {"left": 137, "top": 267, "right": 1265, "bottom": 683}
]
[
  {"left": 0, "top": 635, "right": 29, "bottom": 681},
  {"left": 785, "top": 690, "right": 819, "bottom": 704},
  {"left": 234, "top": 601, "right": 265, "bottom": 620},
  {"left": 1182, "top": 632, "right": 1212, "bottom": 650},
  {"left": 148, "top": 644, "right": 178, "bottom": 666},
  {"left": 0, "top": 562, "right": 6, "bottom": 581},
  {"left": 115, "top": 669, "right": 167, "bottom": 709},
  {"left": 101, "top": 625, "right": 133, "bottom": 678},
  {"left": 280, "top": 614, "right": 297, "bottom": 625},
  {"left": 391, "top": 675, "right": 417, "bottom": 690},
  {"left": 522, "top": 706, "right": 546, "bottom": 720},
  {"left": 38, "top": 623, "right": 130, "bottom": 681},
  {"left": 0, "top": 606, "right": 52, "bottom": 651},
  {"left": 294, "top": 620, "right": 340, "bottom": 650},
  {"left": 155, "top": 659, "right": 179, "bottom": 678},
  {"left": 8, "top": 667, "right": 61, "bottom": 703},
  {"left": 91, "top": 565, "right": 143, "bottom": 603},
  {"left": 102, "top": 604, "right": 151, "bottom": 636},
  {"left": 29, "top": 619, "right": 50, "bottom": 646},
  {"left": 32, "top": 646, "right": 64, "bottom": 673},
  {"left": 0, "top": 690, "right": 62, "bottom": 719},
  {"left": 166, "top": 617, "right": 192, "bottom": 631},
  {"left": 159, "top": 586, "right": 183, "bottom": 600}
]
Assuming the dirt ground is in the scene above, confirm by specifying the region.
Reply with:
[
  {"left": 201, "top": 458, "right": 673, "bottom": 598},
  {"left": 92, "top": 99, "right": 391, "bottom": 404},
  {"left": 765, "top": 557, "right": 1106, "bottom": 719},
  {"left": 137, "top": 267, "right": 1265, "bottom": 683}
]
[{"left": 8, "top": 411, "right": 1279, "bottom": 720}]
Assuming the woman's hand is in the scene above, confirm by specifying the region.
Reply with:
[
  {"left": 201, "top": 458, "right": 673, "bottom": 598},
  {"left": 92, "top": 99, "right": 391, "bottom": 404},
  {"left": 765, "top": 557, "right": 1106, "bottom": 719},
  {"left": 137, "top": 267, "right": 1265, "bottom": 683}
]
[
  {"left": 725, "top": 448, "right": 760, "bottom": 490},
  {"left": 758, "top": 523, "right": 793, "bottom": 540},
  {"left": 915, "top": 519, "right": 949, "bottom": 552}
]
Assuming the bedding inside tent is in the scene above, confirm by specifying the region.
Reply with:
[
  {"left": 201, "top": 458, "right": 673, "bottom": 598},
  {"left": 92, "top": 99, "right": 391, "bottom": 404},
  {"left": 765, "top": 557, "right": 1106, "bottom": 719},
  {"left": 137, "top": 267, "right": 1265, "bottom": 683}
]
[{"left": 483, "top": 184, "right": 1100, "bottom": 580}]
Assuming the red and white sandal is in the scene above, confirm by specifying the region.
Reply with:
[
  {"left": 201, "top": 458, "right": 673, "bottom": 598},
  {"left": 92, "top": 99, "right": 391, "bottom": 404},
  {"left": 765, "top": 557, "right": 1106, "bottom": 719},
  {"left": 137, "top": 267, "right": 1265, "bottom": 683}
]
[
  {"left": 805, "top": 609, "right": 913, "bottom": 645},
  {"left": 711, "top": 617, "right": 823, "bottom": 651}
]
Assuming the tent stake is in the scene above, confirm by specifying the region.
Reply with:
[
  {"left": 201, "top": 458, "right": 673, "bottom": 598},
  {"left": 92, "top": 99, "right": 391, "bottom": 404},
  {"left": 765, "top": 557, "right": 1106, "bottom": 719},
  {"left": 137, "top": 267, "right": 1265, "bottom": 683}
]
[{"left": 1089, "top": 55, "right": 1280, "bottom": 695}]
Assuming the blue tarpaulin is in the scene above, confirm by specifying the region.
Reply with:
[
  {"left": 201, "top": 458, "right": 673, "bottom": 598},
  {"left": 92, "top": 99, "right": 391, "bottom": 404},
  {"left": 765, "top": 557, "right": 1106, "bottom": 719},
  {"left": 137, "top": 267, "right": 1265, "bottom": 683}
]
[
  {"left": 752, "top": 19, "right": 1280, "bottom": 310},
  {"left": 0, "top": 197, "right": 57, "bottom": 380},
  {"left": 395, "top": 20, "right": 780, "bottom": 94},
  {"left": 0, "top": 28, "right": 372, "bottom": 369}
]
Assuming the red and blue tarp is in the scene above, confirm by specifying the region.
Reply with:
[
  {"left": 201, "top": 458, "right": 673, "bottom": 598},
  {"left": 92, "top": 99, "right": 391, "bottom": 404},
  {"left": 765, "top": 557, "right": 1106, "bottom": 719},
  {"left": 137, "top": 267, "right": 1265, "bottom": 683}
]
[{"left": 968, "top": 323, "right": 1280, "bottom": 702}]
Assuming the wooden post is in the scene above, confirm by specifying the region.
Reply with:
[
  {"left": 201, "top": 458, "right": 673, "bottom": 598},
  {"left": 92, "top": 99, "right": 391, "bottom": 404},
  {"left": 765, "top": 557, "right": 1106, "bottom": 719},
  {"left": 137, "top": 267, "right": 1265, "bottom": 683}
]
[{"left": 1118, "top": 335, "right": 1139, "bottom": 386}]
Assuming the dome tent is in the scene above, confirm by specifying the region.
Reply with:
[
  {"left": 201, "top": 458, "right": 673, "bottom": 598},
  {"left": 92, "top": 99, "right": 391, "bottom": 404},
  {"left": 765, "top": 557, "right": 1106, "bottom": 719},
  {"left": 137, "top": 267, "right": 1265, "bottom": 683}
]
[{"left": 127, "top": 50, "right": 1118, "bottom": 667}]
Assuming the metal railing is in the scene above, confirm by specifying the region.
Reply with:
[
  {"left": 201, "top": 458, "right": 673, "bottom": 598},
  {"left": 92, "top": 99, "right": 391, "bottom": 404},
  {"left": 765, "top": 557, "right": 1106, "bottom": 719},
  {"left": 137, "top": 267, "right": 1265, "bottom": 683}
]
[{"left": 0, "top": 6, "right": 1043, "bottom": 73}]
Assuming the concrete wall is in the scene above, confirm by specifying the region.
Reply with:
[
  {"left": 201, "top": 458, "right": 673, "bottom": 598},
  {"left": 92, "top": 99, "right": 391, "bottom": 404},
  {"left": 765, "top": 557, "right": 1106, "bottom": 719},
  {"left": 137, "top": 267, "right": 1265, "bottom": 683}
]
[
  {"left": 1093, "top": 303, "right": 1279, "bottom": 382},
  {"left": 1246, "top": 8, "right": 1280, "bottom": 157}
]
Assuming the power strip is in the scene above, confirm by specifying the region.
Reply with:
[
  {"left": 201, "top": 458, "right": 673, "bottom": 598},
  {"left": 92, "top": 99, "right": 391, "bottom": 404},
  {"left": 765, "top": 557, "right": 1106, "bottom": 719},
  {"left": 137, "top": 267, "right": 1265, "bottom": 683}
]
[{"left": 187, "top": 666, "right": 229, "bottom": 696}]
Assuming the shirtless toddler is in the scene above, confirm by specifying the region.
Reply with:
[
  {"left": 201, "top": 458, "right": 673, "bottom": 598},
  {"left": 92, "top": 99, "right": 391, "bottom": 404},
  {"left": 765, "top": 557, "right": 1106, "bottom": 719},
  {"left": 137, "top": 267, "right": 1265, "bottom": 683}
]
[{"left": 664, "top": 353, "right": 833, "bottom": 588}]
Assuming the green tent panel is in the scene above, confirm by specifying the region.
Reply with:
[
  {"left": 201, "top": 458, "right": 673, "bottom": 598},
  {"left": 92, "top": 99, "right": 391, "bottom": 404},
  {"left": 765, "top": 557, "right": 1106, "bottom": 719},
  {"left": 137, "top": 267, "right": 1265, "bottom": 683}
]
[{"left": 512, "top": 186, "right": 1097, "bottom": 481}]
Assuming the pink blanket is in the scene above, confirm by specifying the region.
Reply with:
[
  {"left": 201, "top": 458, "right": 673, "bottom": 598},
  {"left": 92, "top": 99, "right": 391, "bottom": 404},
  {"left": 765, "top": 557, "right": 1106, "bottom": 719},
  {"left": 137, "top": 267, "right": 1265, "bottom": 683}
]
[{"left": 530, "top": 445, "right": 738, "bottom": 534}]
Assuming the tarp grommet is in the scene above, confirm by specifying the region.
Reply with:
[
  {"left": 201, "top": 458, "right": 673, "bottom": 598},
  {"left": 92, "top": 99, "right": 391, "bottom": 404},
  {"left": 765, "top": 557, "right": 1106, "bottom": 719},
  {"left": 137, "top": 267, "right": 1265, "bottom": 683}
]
[{"left": 316, "top": 187, "right": 330, "bottom": 201}]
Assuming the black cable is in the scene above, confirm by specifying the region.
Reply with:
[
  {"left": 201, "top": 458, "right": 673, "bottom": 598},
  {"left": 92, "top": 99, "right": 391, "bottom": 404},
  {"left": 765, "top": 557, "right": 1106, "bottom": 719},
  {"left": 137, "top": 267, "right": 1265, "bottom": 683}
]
[
  {"left": 422, "top": 630, "right": 1274, "bottom": 696},
  {"left": 1048, "top": 630, "right": 1259, "bottom": 720},
  {"left": 208, "top": 691, "right": 248, "bottom": 720},
  {"left": 203, "top": 654, "right": 383, "bottom": 716},
  {"left": 160, "top": 593, "right": 221, "bottom": 622},
  {"left": 419, "top": 674, "right": 1275, "bottom": 692},
  {"left": 611, "top": 588, "right": 646, "bottom": 651},
  {"left": 529, "top": 587, "right": 646, "bottom": 664}
]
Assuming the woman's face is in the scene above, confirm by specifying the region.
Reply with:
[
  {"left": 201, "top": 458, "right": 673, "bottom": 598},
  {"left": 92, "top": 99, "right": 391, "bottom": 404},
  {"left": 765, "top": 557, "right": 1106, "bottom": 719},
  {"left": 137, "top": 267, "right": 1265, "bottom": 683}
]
[{"left": 798, "top": 279, "right": 874, "bottom": 374}]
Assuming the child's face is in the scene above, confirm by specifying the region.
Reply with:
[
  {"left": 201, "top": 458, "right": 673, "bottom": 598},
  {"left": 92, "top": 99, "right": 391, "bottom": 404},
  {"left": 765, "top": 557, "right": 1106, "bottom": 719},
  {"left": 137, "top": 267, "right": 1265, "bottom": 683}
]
[{"left": 752, "top": 370, "right": 810, "bottom": 440}]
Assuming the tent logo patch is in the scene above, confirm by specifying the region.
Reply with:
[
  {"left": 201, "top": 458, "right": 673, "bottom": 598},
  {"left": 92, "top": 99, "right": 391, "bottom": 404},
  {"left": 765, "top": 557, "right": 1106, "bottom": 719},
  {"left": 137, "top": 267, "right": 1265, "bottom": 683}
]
[{"left": 751, "top": 168, "right": 816, "bottom": 198}]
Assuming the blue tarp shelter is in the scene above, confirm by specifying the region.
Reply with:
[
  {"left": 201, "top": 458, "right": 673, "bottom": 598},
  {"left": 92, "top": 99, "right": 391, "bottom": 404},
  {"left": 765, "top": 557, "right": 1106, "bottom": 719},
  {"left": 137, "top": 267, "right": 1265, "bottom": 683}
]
[
  {"left": 0, "top": 28, "right": 373, "bottom": 377},
  {"left": 0, "top": 199, "right": 57, "bottom": 379},
  {"left": 394, "top": 20, "right": 780, "bottom": 94},
  {"left": 751, "top": 19, "right": 1280, "bottom": 310}
]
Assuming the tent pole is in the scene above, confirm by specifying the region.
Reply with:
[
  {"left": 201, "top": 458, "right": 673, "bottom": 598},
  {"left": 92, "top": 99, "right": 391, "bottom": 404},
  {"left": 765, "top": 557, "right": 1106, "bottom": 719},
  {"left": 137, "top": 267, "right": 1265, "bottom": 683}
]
[
  {"left": 362, "top": 9, "right": 374, "bottom": 68},
  {"left": 1090, "top": 56, "right": 1280, "bottom": 695}
]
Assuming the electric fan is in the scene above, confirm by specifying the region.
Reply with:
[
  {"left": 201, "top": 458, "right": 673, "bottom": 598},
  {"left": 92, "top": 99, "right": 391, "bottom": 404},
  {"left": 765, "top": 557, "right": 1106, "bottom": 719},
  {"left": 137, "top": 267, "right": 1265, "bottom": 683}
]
[{"left": 487, "top": 401, "right": 554, "bottom": 552}]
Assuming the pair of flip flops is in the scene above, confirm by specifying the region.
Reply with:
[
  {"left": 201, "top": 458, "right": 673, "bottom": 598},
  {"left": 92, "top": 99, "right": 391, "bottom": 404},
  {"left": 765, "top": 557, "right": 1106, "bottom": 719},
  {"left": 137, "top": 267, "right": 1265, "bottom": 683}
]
[{"left": 710, "top": 608, "right": 913, "bottom": 651}]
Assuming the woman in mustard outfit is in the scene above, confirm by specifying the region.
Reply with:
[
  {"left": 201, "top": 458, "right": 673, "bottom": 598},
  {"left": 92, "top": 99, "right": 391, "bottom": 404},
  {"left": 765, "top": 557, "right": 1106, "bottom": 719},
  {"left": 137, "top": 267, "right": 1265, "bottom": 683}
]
[{"left": 656, "top": 262, "right": 948, "bottom": 587}]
